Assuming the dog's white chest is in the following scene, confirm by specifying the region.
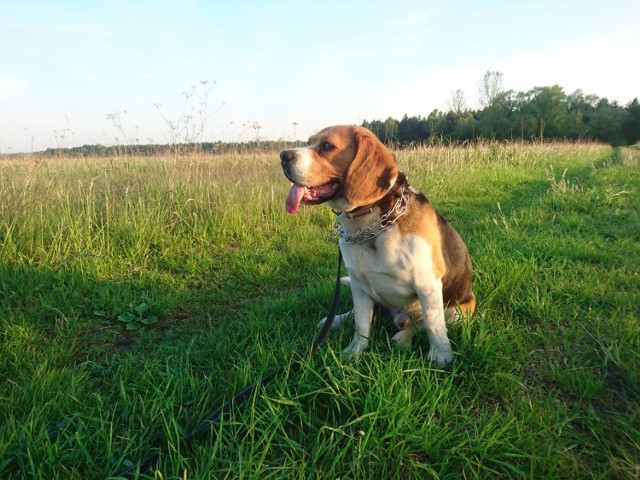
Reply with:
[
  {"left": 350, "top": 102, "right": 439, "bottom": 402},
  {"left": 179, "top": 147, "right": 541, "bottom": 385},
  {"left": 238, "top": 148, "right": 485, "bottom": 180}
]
[{"left": 340, "top": 230, "right": 432, "bottom": 308}]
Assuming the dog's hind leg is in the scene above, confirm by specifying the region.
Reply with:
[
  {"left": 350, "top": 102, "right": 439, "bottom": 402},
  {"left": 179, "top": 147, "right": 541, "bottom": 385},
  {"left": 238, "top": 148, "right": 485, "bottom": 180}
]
[
  {"left": 389, "top": 307, "right": 411, "bottom": 330},
  {"left": 316, "top": 276, "right": 354, "bottom": 330},
  {"left": 445, "top": 292, "right": 476, "bottom": 324},
  {"left": 318, "top": 310, "right": 352, "bottom": 330}
]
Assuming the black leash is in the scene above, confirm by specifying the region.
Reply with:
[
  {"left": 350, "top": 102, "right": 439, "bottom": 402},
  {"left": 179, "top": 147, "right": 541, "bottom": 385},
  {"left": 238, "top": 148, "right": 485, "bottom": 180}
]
[{"left": 117, "top": 248, "right": 343, "bottom": 478}]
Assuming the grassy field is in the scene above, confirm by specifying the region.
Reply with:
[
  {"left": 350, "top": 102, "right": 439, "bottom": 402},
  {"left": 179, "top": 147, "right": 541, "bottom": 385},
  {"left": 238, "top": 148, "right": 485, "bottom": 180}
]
[{"left": 1, "top": 143, "right": 638, "bottom": 479}]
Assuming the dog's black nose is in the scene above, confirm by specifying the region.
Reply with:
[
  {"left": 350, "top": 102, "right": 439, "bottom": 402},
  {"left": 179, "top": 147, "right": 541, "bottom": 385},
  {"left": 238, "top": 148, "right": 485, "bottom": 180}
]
[{"left": 280, "top": 150, "right": 294, "bottom": 164}]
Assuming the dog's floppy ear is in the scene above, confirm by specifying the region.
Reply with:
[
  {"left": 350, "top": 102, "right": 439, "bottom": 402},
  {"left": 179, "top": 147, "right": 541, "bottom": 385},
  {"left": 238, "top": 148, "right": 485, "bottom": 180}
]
[{"left": 343, "top": 127, "right": 398, "bottom": 207}]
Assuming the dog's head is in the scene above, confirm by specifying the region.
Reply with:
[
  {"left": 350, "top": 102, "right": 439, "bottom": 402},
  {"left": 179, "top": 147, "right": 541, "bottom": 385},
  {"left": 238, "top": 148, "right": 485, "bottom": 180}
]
[{"left": 279, "top": 125, "right": 398, "bottom": 214}]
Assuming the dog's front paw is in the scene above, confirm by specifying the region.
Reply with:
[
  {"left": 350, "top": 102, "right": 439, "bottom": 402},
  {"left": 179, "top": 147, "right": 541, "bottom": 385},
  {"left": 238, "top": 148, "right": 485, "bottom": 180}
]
[
  {"left": 391, "top": 328, "right": 413, "bottom": 348},
  {"left": 341, "top": 337, "right": 368, "bottom": 361},
  {"left": 427, "top": 348, "right": 454, "bottom": 367}
]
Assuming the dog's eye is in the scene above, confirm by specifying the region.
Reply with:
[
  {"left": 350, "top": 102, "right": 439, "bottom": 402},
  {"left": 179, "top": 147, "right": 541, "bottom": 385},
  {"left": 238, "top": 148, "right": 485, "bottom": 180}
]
[{"left": 320, "top": 142, "right": 334, "bottom": 152}]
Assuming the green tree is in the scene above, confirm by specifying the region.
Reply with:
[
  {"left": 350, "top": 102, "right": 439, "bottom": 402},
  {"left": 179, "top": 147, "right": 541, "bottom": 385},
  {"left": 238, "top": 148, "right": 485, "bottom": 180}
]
[
  {"left": 564, "top": 90, "right": 598, "bottom": 140},
  {"left": 362, "top": 119, "right": 385, "bottom": 140},
  {"left": 525, "top": 85, "right": 568, "bottom": 140},
  {"left": 427, "top": 109, "right": 446, "bottom": 139},
  {"left": 590, "top": 99, "right": 629, "bottom": 145},
  {"left": 622, "top": 98, "right": 640, "bottom": 144},
  {"left": 477, "top": 90, "right": 516, "bottom": 139},
  {"left": 398, "top": 115, "right": 428, "bottom": 144},
  {"left": 383, "top": 117, "right": 399, "bottom": 143}
]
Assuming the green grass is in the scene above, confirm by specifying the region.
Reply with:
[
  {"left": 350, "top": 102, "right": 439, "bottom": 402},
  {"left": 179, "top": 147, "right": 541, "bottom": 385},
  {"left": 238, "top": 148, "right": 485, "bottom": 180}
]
[{"left": 1, "top": 143, "right": 638, "bottom": 479}]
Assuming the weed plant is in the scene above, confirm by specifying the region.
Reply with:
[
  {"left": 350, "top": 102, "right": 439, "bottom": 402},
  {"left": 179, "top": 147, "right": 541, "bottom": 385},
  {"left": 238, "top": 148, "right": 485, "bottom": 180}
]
[{"left": 0, "top": 143, "right": 638, "bottom": 478}]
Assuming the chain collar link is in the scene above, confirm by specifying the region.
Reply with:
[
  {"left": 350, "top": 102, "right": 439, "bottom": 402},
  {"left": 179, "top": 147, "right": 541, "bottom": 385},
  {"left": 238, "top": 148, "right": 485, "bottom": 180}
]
[{"left": 334, "top": 185, "right": 408, "bottom": 244}]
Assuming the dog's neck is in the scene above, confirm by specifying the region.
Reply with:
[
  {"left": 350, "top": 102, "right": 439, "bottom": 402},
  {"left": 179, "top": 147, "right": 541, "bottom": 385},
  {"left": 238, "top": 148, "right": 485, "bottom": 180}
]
[
  {"left": 334, "top": 173, "right": 409, "bottom": 244},
  {"left": 342, "top": 172, "right": 407, "bottom": 219}
]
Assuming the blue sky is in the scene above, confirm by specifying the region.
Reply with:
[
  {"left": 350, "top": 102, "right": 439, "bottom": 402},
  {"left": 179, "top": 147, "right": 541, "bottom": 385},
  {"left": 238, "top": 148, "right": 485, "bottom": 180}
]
[{"left": 1, "top": 0, "right": 638, "bottom": 153}]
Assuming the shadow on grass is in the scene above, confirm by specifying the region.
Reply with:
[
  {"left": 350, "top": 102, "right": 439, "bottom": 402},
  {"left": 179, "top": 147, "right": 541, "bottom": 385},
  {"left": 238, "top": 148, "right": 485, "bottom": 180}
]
[{"left": 0, "top": 247, "right": 348, "bottom": 477}]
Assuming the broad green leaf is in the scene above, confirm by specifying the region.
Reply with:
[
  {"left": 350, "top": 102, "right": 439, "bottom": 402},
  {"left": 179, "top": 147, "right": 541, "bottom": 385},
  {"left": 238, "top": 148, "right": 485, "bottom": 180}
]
[
  {"left": 135, "top": 303, "right": 149, "bottom": 314},
  {"left": 141, "top": 316, "right": 158, "bottom": 325},
  {"left": 118, "top": 312, "right": 136, "bottom": 322}
]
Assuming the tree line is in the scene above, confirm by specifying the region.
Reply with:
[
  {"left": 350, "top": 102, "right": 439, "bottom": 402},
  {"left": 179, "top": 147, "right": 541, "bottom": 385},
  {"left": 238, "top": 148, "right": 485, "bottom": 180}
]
[
  {"left": 363, "top": 71, "right": 639, "bottom": 146},
  {"left": 18, "top": 71, "right": 639, "bottom": 158},
  {"left": 38, "top": 140, "right": 294, "bottom": 158}
]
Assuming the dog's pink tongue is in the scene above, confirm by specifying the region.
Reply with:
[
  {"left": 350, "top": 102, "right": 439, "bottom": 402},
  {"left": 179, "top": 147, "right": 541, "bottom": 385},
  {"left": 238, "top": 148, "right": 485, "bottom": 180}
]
[{"left": 286, "top": 184, "right": 305, "bottom": 214}]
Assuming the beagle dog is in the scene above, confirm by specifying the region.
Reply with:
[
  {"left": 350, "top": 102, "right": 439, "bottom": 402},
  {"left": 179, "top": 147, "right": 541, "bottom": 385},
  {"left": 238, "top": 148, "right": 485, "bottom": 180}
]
[{"left": 279, "top": 125, "right": 475, "bottom": 366}]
